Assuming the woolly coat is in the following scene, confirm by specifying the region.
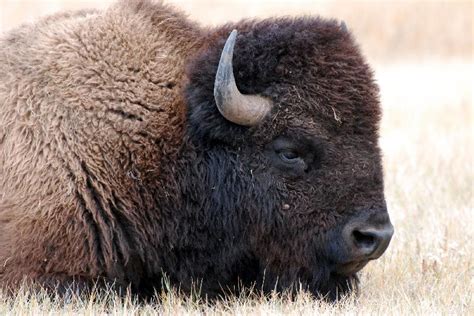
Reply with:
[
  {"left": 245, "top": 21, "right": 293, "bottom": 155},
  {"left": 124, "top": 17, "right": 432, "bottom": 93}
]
[
  {"left": 0, "top": 0, "right": 200, "bottom": 290},
  {"left": 0, "top": 0, "right": 387, "bottom": 300}
]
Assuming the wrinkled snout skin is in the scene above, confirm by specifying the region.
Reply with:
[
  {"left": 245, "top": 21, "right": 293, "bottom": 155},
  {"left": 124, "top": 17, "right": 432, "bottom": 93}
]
[
  {"left": 329, "top": 210, "right": 394, "bottom": 276},
  {"left": 342, "top": 211, "right": 394, "bottom": 262}
]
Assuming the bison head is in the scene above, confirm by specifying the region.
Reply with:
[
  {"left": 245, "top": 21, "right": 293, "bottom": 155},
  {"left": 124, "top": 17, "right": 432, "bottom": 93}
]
[{"left": 178, "top": 17, "right": 393, "bottom": 300}]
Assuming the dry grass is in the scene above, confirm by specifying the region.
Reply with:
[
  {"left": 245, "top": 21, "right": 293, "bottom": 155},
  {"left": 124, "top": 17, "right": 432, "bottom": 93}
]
[{"left": 0, "top": 0, "right": 473, "bottom": 314}]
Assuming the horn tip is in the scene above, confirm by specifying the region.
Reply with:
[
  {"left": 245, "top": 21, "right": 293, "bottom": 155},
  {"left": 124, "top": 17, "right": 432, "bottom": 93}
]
[
  {"left": 340, "top": 21, "right": 348, "bottom": 32},
  {"left": 228, "top": 29, "right": 238, "bottom": 41}
]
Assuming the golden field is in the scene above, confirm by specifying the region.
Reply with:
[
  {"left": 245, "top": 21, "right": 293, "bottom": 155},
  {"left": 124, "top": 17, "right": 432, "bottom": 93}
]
[{"left": 0, "top": 0, "right": 472, "bottom": 314}]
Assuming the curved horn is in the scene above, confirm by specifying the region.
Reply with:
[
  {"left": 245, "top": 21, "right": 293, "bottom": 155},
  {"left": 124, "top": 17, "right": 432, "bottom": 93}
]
[{"left": 214, "top": 30, "right": 272, "bottom": 126}]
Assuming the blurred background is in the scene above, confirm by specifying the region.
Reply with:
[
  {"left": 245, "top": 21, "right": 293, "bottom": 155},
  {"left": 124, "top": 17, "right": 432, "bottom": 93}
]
[{"left": 0, "top": 0, "right": 472, "bottom": 311}]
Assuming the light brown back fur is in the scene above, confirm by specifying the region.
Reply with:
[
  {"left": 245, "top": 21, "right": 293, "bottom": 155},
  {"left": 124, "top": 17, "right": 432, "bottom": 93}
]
[{"left": 0, "top": 0, "right": 202, "bottom": 289}]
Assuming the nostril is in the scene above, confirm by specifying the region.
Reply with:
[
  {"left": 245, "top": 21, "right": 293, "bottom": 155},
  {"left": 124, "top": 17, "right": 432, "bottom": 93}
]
[
  {"left": 352, "top": 230, "right": 377, "bottom": 249},
  {"left": 342, "top": 218, "right": 394, "bottom": 262}
]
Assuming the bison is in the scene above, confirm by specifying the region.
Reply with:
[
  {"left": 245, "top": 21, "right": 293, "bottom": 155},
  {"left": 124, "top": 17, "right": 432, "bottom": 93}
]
[{"left": 0, "top": 0, "right": 394, "bottom": 301}]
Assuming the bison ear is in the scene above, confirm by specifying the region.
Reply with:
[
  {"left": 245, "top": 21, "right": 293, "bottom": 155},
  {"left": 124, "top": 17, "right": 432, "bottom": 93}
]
[{"left": 213, "top": 29, "right": 272, "bottom": 126}]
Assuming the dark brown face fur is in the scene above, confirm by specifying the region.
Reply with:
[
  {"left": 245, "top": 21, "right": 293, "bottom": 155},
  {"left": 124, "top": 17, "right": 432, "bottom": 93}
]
[{"left": 181, "top": 17, "right": 389, "bottom": 300}]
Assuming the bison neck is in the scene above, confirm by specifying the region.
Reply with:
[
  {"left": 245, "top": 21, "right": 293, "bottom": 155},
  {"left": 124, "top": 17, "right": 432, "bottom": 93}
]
[{"left": 140, "top": 140, "right": 264, "bottom": 296}]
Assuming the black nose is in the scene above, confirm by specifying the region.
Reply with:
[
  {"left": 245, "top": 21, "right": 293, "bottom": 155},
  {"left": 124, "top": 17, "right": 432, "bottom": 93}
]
[{"left": 342, "top": 219, "right": 394, "bottom": 260}]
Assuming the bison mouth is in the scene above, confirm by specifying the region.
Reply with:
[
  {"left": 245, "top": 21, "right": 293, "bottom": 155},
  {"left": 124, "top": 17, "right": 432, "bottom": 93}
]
[
  {"left": 314, "top": 254, "right": 367, "bottom": 300},
  {"left": 333, "top": 259, "right": 369, "bottom": 277}
]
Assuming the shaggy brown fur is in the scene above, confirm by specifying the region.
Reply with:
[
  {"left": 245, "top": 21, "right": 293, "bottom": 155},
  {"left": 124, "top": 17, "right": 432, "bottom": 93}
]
[
  {"left": 0, "top": 0, "right": 200, "bottom": 292},
  {"left": 0, "top": 0, "right": 391, "bottom": 300}
]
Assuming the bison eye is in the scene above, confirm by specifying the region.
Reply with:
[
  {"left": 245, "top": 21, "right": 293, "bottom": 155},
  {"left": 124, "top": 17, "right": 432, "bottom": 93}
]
[
  {"left": 268, "top": 137, "right": 309, "bottom": 176},
  {"left": 278, "top": 150, "right": 301, "bottom": 164},
  {"left": 268, "top": 135, "right": 324, "bottom": 176}
]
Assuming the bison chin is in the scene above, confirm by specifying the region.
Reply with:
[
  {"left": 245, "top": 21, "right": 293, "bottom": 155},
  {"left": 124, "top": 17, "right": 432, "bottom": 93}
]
[
  {"left": 313, "top": 271, "right": 360, "bottom": 302},
  {"left": 228, "top": 259, "right": 360, "bottom": 302},
  {"left": 271, "top": 267, "right": 360, "bottom": 302}
]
